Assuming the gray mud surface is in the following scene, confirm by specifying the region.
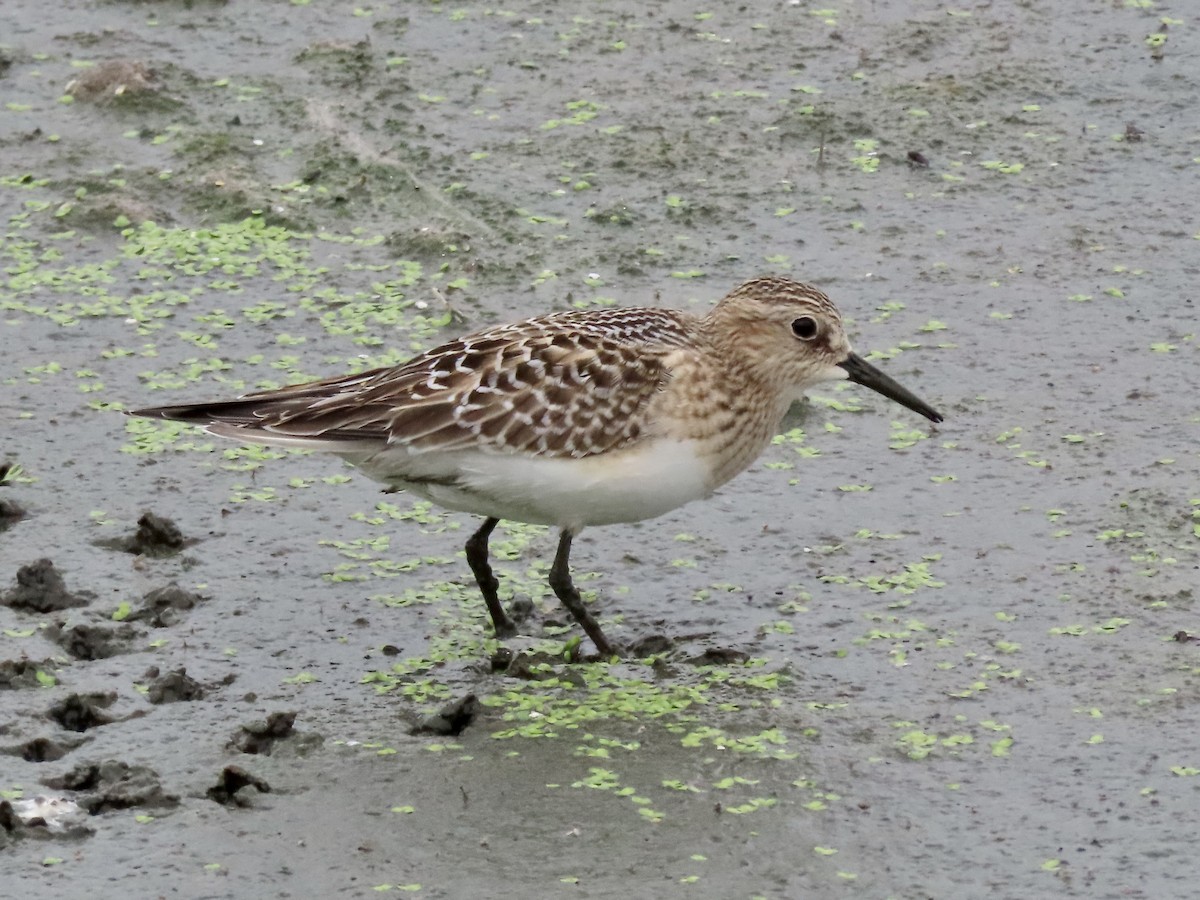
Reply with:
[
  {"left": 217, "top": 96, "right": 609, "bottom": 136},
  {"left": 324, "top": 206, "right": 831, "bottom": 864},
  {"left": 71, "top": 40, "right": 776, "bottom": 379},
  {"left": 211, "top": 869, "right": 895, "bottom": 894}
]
[{"left": 2, "top": 1, "right": 1198, "bottom": 897}]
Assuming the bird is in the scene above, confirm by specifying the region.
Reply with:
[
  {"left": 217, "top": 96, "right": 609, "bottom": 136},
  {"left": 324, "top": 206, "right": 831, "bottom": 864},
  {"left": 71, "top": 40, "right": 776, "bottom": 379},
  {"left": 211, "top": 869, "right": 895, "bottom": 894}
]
[{"left": 129, "top": 276, "right": 943, "bottom": 658}]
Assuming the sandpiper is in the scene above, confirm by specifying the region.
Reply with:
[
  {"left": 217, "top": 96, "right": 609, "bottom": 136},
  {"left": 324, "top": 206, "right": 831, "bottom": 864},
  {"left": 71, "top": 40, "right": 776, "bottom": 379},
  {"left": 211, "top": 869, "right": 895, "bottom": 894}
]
[{"left": 130, "top": 276, "right": 942, "bottom": 657}]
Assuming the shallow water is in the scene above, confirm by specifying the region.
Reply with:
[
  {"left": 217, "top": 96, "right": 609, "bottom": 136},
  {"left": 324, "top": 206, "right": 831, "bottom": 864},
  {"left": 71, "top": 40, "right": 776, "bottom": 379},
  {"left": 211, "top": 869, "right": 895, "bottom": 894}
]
[{"left": 2, "top": 1, "right": 1198, "bottom": 897}]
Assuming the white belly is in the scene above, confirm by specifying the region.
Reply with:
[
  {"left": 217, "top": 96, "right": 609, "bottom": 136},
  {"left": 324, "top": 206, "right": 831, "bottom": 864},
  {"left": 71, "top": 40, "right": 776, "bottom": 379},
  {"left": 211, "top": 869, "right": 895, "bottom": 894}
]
[{"left": 352, "top": 438, "right": 714, "bottom": 531}]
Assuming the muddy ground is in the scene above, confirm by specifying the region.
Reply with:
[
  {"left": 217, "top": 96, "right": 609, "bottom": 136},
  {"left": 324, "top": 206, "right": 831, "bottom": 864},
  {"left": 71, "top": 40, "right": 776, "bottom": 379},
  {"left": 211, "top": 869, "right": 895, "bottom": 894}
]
[{"left": 1, "top": 1, "right": 1198, "bottom": 897}]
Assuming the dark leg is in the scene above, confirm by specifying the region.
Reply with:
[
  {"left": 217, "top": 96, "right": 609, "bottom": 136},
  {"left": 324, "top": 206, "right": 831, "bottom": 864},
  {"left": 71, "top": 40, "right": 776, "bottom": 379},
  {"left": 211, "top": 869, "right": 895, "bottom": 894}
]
[
  {"left": 465, "top": 517, "right": 517, "bottom": 639},
  {"left": 548, "top": 530, "right": 618, "bottom": 658}
]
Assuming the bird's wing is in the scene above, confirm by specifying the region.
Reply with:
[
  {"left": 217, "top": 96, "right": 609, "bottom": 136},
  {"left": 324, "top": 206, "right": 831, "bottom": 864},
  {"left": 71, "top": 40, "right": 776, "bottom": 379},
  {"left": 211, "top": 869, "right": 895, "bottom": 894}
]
[{"left": 132, "top": 308, "right": 693, "bottom": 459}]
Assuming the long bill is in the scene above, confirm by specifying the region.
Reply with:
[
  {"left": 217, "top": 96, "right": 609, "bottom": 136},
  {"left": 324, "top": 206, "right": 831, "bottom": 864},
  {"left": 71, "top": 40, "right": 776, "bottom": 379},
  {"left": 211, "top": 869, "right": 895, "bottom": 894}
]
[{"left": 838, "top": 352, "right": 943, "bottom": 424}]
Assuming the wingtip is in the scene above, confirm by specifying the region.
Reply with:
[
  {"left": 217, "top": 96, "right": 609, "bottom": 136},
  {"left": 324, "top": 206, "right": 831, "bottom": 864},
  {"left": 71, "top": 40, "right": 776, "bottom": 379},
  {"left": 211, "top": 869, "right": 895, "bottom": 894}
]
[
  {"left": 126, "top": 405, "right": 174, "bottom": 419},
  {"left": 124, "top": 403, "right": 215, "bottom": 423}
]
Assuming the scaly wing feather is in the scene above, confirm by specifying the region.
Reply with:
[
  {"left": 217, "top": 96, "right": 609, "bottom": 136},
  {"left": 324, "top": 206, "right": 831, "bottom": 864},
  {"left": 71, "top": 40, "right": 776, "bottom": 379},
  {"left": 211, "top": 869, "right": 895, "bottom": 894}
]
[{"left": 131, "top": 307, "right": 696, "bottom": 459}]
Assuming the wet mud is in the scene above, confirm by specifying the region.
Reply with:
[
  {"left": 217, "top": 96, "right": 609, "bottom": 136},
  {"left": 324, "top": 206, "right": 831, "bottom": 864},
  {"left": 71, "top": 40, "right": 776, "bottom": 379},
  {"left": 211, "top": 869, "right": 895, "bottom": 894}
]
[{"left": 2, "top": 1, "right": 1199, "bottom": 898}]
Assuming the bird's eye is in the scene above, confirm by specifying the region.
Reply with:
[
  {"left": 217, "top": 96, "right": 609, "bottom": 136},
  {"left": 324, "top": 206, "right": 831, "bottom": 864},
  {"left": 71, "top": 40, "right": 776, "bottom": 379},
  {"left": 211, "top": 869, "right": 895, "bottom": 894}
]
[{"left": 790, "top": 316, "right": 818, "bottom": 341}]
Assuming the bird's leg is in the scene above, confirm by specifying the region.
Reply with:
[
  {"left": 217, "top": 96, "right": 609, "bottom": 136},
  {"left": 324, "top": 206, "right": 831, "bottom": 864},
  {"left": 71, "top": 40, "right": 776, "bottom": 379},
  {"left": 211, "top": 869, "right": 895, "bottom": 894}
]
[
  {"left": 548, "top": 529, "right": 618, "bottom": 658},
  {"left": 465, "top": 517, "right": 517, "bottom": 639}
]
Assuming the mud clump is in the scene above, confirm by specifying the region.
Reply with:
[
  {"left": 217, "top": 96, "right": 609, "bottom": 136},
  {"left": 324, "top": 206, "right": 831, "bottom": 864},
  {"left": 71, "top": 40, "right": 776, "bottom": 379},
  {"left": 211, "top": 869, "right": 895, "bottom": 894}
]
[
  {"left": 1, "top": 559, "right": 92, "bottom": 612},
  {"left": 626, "top": 633, "right": 673, "bottom": 657},
  {"left": 42, "top": 759, "right": 179, "bottom": 815},
  {"left": 47, "top": 692, "right": 118, "bottom": 733},
  {"left": 144, "top": 667, "right": 205, "bottom": 704},
  {"left": 9, "top": 736, "right": 84, "bottom": 764},
  {"left": 128, "top": 512, "right": 186, "bottom": 556},
  {"left": 230, "top": 711, "right": 296, "bottom": 755},
  {"left": 0, "top": 801, "right": 27, "bottom": 849},
  {"left": 50, "top": 623, "right": 132, "bottom": 661},
  {"left": 0, "top": 659, "right": 56, "bottom": 691},
  {"left": 686, "top": 646, "right": 751, "bottom": 666},
  {"left": 0, "top": 497, "right": 24, "bottom": 532},
  {"left": 98, "top": 512, "right": 190, "bottom": 556},
  {"left": 412, "top": 693, "right": 480, "bottom": 737},
  {"left": 130, "top": 583, "right": 204, "bottom": 627},
  {"left": 491, "top": 647, "right": 590, "bottom": 680},
  {"left": 207, "top": 765, "right": 271, "bottom": 807}
]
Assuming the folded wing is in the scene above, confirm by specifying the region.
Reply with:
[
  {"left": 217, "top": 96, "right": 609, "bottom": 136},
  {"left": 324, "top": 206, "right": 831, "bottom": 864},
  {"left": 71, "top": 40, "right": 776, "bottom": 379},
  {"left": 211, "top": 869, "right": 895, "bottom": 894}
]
[{"left": 131, "top": 309, "right": 686, "bottom": 460}]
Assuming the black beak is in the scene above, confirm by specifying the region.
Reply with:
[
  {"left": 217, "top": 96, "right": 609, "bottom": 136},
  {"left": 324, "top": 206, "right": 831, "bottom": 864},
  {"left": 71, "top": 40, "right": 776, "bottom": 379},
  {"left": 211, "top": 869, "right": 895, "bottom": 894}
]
[{"left": 838, "top": 353, "right": 943, "bottom": 424}]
